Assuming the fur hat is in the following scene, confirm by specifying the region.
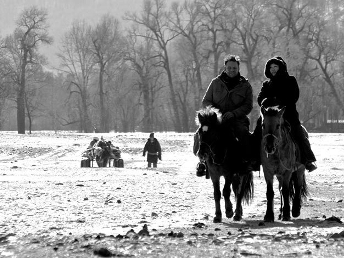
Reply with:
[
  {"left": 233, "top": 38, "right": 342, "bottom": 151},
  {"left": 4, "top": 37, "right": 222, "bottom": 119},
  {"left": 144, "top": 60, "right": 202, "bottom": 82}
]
[{"left": 264, "top": 56, "right": 287, "bottom": 79}]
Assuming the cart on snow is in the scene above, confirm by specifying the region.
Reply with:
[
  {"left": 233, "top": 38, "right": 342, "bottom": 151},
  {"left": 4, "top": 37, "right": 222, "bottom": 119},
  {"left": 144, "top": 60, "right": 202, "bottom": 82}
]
[{"left": 81, "top": 142, "right": 124, "bottom": 168}]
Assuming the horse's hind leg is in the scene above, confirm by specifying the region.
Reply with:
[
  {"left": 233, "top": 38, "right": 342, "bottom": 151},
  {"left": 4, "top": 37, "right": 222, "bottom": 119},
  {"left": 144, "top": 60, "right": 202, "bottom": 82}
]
[
  {"left": 212, "top": 178, "right": 222, "bottom": 223},
  {"left": 234, "top": 200, "right": 243, "bottom": 221},
  {"left": 292, "top": 169, "right": 306, "bottom": 218},
  {"left": 223, "top": 177, "right": 233, "bottom": 219},
  {"left": 233, "top": 175, "right": 243, "bottom": 221}
]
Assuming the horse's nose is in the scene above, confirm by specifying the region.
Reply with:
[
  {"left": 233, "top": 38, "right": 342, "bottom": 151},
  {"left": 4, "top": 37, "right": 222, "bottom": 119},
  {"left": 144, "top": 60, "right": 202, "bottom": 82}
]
[
  {"left": 264, "top": 141, "right": 276, "bottom": 154},
  {"left": 265, "top": 145, "right": 274, "bottom": 153}
]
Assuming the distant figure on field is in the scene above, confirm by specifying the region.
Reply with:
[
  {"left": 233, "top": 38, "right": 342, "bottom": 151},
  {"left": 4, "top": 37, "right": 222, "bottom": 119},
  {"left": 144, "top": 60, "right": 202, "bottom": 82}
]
[
  {"left": 143, "top": 133, "right": 162, "bottom": 168},
  {"left": 85, "top": 136, "right": 99, "bottom": 159},
  {"left": 88, "top": 136, "right": 99, "bottom": 149}
]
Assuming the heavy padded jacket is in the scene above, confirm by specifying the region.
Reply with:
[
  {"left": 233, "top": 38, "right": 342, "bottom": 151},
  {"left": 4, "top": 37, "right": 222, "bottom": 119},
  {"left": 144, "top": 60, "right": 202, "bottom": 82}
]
[
  {"left": 143, "top": 138, "right": 162, "bottom": 163},
  {"left": 257, "top": 56, "right": 300, "bottom": 125},
  {"left": 202, "top": 71, "right": 253, "bottom": 126}
]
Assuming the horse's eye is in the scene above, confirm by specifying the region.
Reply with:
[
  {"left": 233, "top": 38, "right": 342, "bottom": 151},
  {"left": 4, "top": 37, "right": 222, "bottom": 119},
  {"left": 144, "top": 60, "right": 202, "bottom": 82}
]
[{"left": 276, "top": 124, "right": 280, "bottom": 129}]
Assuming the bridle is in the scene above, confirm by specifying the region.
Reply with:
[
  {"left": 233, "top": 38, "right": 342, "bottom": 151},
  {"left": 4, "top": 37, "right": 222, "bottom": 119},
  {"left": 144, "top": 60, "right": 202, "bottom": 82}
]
[
  {"left": 198, "top": 126, "right": 227, "bottom": 165},
  {"left": 262, "top": 121, "right": 294, "bottom": 171},
  {"left": 262, "top": 132, "right": 280, "bottom": 156}
]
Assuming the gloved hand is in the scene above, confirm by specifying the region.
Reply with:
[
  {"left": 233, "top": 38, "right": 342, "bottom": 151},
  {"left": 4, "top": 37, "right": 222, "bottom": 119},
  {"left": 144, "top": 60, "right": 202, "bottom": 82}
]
[
  {"left": 222, "top": 111, "right": 234, "bottom": 121},
  {"left": 158, "top": 153, "right": 162, "bottom": 160}
]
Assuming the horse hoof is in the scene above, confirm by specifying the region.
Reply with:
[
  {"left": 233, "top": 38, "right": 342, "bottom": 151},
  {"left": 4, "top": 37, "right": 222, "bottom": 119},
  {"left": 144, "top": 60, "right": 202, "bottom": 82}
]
[
  {"left": 226, "top": 210, "right": 234, "bottom": 218},
  {"left": 292, "top": 207, "right": 301, "bottom": 218},
  {"left": 282, "top": 217, "right": 291, "bottom": 221},
  {"left": 213, "top": 217, "right": 222, "bottom": 223},
  {"left": 264, "top": 215, "right": 274, "bottom": 223},
  {"left": 233, "top": 215, "right": 242, "bottom": 221}
]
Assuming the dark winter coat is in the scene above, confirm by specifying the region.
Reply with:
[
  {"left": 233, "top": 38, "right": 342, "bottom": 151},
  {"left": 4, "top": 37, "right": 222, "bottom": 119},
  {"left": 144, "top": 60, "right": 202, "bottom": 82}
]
[
  {"left": 257, "top": 56, "right": 300, "bottom": 125},
  {"left": 202, "top": 71, "right": 253, "bottom": 126},
  {"left": 143, "top": 138, "right": 162, "bottom": 163}
]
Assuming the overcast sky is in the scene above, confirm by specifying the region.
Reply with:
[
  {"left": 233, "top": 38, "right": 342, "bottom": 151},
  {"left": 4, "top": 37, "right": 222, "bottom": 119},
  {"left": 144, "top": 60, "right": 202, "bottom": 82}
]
[{"left": 0, "top": 0, "right": 164, "bottom": 68}]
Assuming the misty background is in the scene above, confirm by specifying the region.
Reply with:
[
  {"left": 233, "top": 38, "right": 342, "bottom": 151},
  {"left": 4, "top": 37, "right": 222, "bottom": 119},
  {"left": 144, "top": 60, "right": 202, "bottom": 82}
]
[{"left": 0, "top": 0, "right": 343, "bottom": 134}]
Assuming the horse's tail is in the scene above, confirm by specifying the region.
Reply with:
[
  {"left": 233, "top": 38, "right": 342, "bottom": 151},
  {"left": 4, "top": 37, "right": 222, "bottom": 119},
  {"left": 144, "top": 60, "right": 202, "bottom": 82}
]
[
  {"left": 290, "top": 170, "right": 309, "bottom": 201},
  {"left": 233, "top": 171, "right": 254, "bottom": 204}
]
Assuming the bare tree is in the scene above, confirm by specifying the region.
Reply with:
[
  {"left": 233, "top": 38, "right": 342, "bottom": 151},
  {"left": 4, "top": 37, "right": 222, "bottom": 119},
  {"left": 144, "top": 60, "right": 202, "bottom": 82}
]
[
  {"left": 170, "top": 0, "right": 207, "bottom": 110},
  {"left": 57, "top": 20, "right": 95, "bottom": 133},
  {"left": 196, "top": 0, "right": 232, "bottom": 77},
  {"left": 106, "top": 62, "right": 140, "bottom": 132},
  {"left": 306, "top": 17, "right": 344, "bottom": 116},
  {"left": 125, "top": 27, "right": 164, "bottom": 132},
  {"left": 0, "top": 44, "right": 13, "bottom": 129},
  {"left": 2, "top": 6, "right": 52, "bottom": 134},
  {"left": 124, "top": 0, "right": 183, "bottom": 132},
  {"left": 91, "top": 14, "right": 124, "bottom": 133},
  {"left": 230, "top": 0, "right": 268, "bottom": 82}
]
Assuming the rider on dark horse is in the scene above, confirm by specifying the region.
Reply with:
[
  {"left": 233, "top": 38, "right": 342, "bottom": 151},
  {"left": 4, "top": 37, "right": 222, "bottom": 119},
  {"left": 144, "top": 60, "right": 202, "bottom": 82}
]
[
  {"left": 194, "top": 54, "right": 254, "bottom": 177},
  {"left": 252, "top": 56, "right": 317, "bottom": 172}
]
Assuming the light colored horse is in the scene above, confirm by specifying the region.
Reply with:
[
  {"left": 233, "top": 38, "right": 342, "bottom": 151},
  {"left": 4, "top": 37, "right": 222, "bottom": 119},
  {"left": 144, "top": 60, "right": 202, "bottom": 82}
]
[{"left": 261, "top": 105, "right": 308, "bottom": 222}]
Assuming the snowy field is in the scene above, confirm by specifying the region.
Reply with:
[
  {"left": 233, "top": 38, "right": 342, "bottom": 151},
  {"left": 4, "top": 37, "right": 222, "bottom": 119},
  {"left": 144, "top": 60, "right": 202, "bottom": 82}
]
[{"left": 0, "top": 131, "right": 343, "bottom": 257}]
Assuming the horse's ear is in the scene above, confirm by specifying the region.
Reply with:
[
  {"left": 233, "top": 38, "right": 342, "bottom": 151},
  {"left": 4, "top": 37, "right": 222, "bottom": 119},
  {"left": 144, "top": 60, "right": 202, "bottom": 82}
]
[
  {"left": 261, "top": 106, "right": 267, "bottom": 116},
  {"left": 279, "top": 106, "right": 286, "bottom": 116},
  {"left": 198, "top": 113, "right": 203, "bottom": 124}
]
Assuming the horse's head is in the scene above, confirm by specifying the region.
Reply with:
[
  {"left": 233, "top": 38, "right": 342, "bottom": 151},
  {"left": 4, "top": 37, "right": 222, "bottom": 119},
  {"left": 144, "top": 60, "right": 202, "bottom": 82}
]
[
  {"left": 195, "top": 106, "right": 222, "bottom": 160},
  {"left": 261, "top": 105, "right": 285, "bottom": 155}
]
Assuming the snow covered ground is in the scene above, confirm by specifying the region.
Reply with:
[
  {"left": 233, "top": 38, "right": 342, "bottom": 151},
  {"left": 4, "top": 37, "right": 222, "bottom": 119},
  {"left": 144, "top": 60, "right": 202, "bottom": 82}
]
[{"left": 0, "top": 131, "right": 343, "bottom": 257}]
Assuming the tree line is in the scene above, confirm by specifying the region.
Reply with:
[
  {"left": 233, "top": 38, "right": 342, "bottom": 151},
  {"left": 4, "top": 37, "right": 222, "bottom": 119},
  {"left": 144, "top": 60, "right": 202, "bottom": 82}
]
[{"left": 0, "top": 0, "right": 343, "bottom": 134}]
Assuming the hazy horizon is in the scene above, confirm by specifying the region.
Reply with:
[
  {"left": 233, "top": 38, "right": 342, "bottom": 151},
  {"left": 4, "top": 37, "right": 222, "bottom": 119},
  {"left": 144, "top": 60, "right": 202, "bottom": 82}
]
[{"left": 0, "top": 0, "right": 174, "bottom": 68}]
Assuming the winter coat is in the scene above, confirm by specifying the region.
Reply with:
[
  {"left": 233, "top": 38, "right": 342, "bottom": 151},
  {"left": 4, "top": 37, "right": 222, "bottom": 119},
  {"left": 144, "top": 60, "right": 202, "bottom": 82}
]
[
  {"left": 143, "top": 138, "right": 162, "bottom": 163},
  {"left": 202, "top": 71, "right": 253, "bottom": 126},
  {"left": 257, "top": 56, "right": 300, "bottom": 125}
]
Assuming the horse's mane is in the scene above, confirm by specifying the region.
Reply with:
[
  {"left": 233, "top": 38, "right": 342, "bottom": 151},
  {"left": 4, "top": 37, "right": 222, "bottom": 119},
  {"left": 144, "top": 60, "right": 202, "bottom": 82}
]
[
  {"left": 195, "top": 106, "right": 222, "bottom": 127},
  {"left": 263, "top": 106, "right": 281, "bottom": 116}
]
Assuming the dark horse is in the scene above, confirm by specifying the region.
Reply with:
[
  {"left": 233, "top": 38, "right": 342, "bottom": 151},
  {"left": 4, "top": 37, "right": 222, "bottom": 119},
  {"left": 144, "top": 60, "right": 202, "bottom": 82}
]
[
  {"left": 195, "top": 106, "right": 254, "bottom": 223},
  {"left": 260, "top": 105, "right": 308, "bottom": 222}
]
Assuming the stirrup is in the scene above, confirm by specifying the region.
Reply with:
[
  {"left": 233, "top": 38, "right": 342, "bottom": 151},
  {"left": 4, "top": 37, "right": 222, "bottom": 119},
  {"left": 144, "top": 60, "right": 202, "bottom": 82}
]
[{"left": 196, "top": 162, "right": 207, "bottom": 177}]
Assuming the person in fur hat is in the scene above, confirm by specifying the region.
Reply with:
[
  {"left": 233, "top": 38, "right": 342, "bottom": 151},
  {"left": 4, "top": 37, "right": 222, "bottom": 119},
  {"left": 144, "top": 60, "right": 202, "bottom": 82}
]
[
  {"left": 194, "top": 54, "right": 253, "bottom": 177},
  {"left": 252, "top": 56, "right": 317, "bottom": 172},
  {"left": 143, "top": 133, "right": 162, "bottom": 168}
]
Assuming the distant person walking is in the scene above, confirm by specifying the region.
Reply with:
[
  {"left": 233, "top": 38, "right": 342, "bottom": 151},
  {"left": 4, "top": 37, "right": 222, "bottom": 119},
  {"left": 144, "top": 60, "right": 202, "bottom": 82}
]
[{"left": 143, "top": 133, "right": 162, "bottom": 168}]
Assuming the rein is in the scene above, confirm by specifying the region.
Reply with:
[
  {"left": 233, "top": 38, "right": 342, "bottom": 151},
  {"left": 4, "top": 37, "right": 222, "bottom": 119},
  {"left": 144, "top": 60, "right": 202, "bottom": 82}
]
[
  {"left": 199, "top": 134, "right": 227, "bottom": 165},
  {"left": 263, "top": 124, "right": 295, "bottom": 171},
  {"left": 262, "top": 133, "right": 280, "bottom": 155}
]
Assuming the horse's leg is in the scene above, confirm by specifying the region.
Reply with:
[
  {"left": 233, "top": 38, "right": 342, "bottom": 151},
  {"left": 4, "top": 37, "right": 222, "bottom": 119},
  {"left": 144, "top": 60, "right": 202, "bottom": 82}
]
[
  {"left": 223, "top": 176, "right": 233, "bottom": 219},
  {"left": 234, "top": 200, "right": 243, "bottom": 221},
  {"left": 278, "top": 186, "right": 283, "bottom": 220},
  {"left": 264, "top": 172, "right": 275, "bottom": 222},
  {"left": 280, "top": 173, "right": 292, "bottom": 221},
  {"left": 212, "top": 177, "right": 222, "bottom": 223},
  {"left": 292, "top": 168, "right": 305, "bottom": 218},
  {"left": 292, "top": 171, "right": 301, "bottom": 217},
  {"left": 233, "top": 175, "right": 243, "bottom": 221}
]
